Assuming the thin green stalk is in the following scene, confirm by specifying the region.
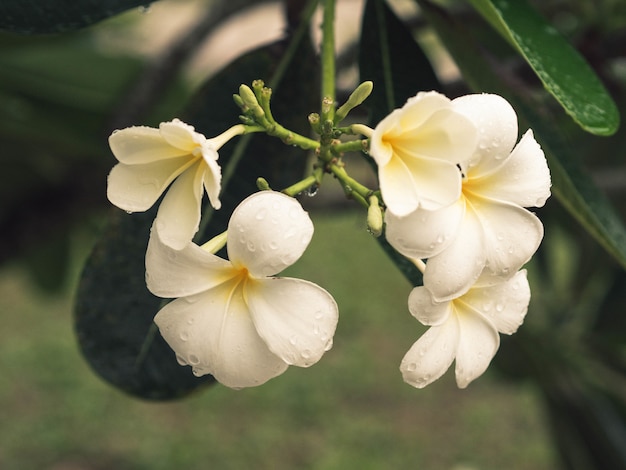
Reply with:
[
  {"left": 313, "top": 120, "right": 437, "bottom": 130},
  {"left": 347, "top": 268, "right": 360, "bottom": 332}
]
[{"left": 320, "top": 0, "right": 336, "bottom": 123}]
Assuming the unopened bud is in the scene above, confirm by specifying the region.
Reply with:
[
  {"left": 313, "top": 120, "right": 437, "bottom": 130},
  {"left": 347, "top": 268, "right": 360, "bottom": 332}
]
[
  {"left": 239, "top": 84, "right": 265, "bottom": 120},
  {"left": 367, "top": 195, "right": 383, "bottom": 237},
  {"left": 335, "top": 81, "right": 373, "bottom": 123}
]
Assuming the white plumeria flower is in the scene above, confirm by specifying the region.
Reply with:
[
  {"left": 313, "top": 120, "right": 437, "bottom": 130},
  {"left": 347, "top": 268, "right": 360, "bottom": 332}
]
[
  {"left": 146, "top": 190, "right": 339, "bottom": 389},
  {"left": 369, "top": 91, "right": 478, "bottom": 217},
  {"left": 401, "top": 269, "right": 530, "bottom": 389},
  {"left": 386, "top": 94, "right": 551, "bottom": 301},
  {"left": 108, "top": 119, "right": 242, "bottom": 249}
]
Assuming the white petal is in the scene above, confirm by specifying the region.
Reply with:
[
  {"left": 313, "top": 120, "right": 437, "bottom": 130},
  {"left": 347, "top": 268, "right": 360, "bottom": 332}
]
[
  {"left": 246, "top": 277, "right": 338, "bottom": 367},
  {"left": 109, "top": 126, "right": 189, "bottom": 164},
  {"left": 397, "top": 107, "right": 477, "bottom": 165},
  {"left": 145, "top": 226, "right": 236, "bottom": 298},
  {"left": 227, "top": 191, "right": 313, "bottom": 277},
  {"left": 462, "top": 270, "right": 530, "bottom": 335},
  {"left": 106, "top": 157, "right": 192, "bottom": 212},
  {"left": 380, "top": 153, "right": 461, "bottom": 215},
  {"left": 453, "top": 305, "right": 500, "bottom": 388},
  {"left": 473, "top": 130, "right": 551, "bottom": 207},
  {"left": 452, "top": 93, "right": 518, "bottom": 175},
  {"left": 154, "top": 161, "right": 204, "bottom": 250},
  {"left": 472, "top": 197, "right": 544, "bottom": 278},
  {"left": 398, "top": 91, "right": 453, "bottom": 131},
  {"left": 385, "top": 200, "right": 464, "bottom": 259},
  {"left": 202, "top": 150, "right": 222, "bottom": 210},
  {"left": 423, "top": 204, "right": 486, "bottom": 301},
  {"left": 154, "top": 282, "right": 288, "bottom": 389},
  {"left": 400, "top": 315, "right": 459, "bottom": 388},
  {"left": 408, "top": 286, "right": 452, "bottom": 326},
  {"left": 159, "top": 119, "right": 205, "bottom": 151}
]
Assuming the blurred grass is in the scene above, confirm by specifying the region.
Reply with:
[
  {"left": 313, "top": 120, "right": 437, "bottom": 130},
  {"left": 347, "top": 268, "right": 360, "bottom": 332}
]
[{"left": 0, "top": 208, "right": 558, "bottom": 470}]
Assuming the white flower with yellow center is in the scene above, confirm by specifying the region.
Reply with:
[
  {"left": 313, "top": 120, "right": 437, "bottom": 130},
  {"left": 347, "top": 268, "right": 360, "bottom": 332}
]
[
  {"left": 108, "top": 119, "right": 242, "bottom": 249},
  {"left": 369, "top": 91, "right": 478, "bottom": 217},
  {"left": 146, "top": 191, "right": 339, "bottom": 389},
  {"left": 401, "top": 269, "right": 530, "bottom": 389},
  {"left": 385, "top": 94, "right": 551, "bottom": 301}
]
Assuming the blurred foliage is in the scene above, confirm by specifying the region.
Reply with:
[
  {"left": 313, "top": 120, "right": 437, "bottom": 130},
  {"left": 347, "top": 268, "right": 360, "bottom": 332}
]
[{"left": 0, "top": 0, "right": 625, "bottom": 468}]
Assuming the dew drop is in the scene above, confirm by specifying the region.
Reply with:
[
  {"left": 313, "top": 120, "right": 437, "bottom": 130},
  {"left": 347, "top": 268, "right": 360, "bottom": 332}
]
[
  {"left": 176, "top": 354, "right": 188, "bottom": 366},
  {"left": 179, "top": 331, "right": 189, "bottom": 341},
  {"left": 495, "top": 302, "right": 505, "bottom": 312},
  {"left": 407, "top": 362, "right": 417, "bottom": 372},
  {"left": 247, "top": 241, "right": 256, "bottom": 251},
  {"left": 188, "top": 354, "right": 200, "bottom": 365},
  {"left": 306, "top": 186, "right": 319, "bottom": 197},
  {"left": 289, "top": 335, "right": 298, "bottom": 346},
  {"left": 255, "top": 208, "right": 267, "bottom": 220},
  {"left": 301, "top": 349, "right": 312, "bottom": 359}
]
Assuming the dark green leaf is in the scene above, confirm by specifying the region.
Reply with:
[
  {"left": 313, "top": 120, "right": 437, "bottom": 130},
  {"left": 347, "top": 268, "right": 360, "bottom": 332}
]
[
  {"left": 468, "top": 0, "right": 620, "bottom": 136},
  {"left": 0, "top": 0, "right": 153, "bottom": 34},
  {"left": 75, "top": 208, "right": 215, "bottom": 400},
  {"left": 74, "top": 33, "right": 319, "bottom": 398},
  {"left": 418, "top": 0, "right": 626, "bottom": 269},
  {"left": 359, "top": 0, "right": 441, "bottom": 125}
]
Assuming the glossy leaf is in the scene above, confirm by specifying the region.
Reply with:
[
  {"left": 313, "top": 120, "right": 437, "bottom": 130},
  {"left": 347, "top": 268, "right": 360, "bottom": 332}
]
[
  {"left": 468, "top": 0, "right": 620, "bottom": 136},
  {"left": 0, "top": 0, "right": 152, "bottom": 34},
  {"left": 418, "top": 0, "right": 626, "bottom": 269}
]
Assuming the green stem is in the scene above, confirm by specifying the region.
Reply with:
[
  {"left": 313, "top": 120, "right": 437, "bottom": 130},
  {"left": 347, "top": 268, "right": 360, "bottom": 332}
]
[
  {"left": 320, "top": 0, "right": 336, "bottom": 123},
  {"left": 332, "top": 139, "right": 369, "bottom": 155},
  {"left": 266, "top": 122, "right": 320, "bottom": 150},
  {"left": 200, "top": 231, "right": 228, "bottom": 254},
  {"left": 329, "top": 162, "right": 374, "bottom": 205},
  {"left": 282, "top": 174, "right": 321, "bottom": 197}
]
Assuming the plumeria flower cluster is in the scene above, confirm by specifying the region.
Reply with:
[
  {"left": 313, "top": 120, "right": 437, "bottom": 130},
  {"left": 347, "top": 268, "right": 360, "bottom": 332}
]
[
  {"left": 107, "top": 114, "right": 339, "bottom": 389},
  {"left": 106, "top": 79, "right": 550, "bottom": 391},
  {"left": 364, "top": 91, "right": 551, "bottom": 388}
]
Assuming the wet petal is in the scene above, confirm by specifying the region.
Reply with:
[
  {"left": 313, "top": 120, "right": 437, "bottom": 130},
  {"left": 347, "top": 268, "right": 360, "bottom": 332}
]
[
  {"left": 453, "top": 306, "right": 500, "bottom": 388},
  {"left": 202, "top": 150, "right": 222, "bottom": 210},
  {"left": 154, "top": 161, "right": 204, "bottom": 250},
  {"left": 400, "top": 315, "right": 459, "bottom": 389},
  {"left": 227, "top": 191, "right": 313, "bottom": 277},
  {"left": 109, "top": 126, "right": 190, "bottom": 164},
  {"left": 385, "top": 199, "right": 464, "bottom": 259},
  {"left": 473, "top": 130, "right": 551, "bottom": 208},
  {"left": 154, "top": 283, "right": 288, "bottom": 389},
  {"left": 145, "top": 226, "right": 236, "bottom": 298},
  {"left": 423, "top": 204, "right": 486, "bottom": 301},
  {"left": 463, "top": 270, "right": 530, "bottom": 335},
  {"left": 452, "top": 93, "right": 518, "bottom": 175},
  {"left": 473, "top": 197, "right": 544, "bottom": 278},
  {"left": 408, "top": 286, "right": 452, "bottom": 326},
  {"left": 159, "top": 119, "right": 205, "bottom": 151},
  {"left": 106, "top": 156, "right": 192, "bottom": 212},
  {"left": 246, "top": 277, "right": 338, "bottom": 367}
]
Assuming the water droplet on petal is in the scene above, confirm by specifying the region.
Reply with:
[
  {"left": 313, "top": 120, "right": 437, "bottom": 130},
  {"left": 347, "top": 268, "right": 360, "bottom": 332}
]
[
  {"left": 188, "top": 354, "right": 200, "bottom": 365},
  {"left": 179, "top": 331, "right": 189, "bottom": 341}
]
